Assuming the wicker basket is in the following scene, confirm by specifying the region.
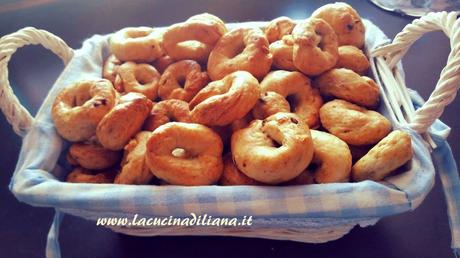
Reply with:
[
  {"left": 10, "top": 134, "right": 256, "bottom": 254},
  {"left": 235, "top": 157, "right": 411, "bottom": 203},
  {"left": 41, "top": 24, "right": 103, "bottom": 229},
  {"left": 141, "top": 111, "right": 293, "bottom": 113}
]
[{"left": 1, "top": 12, "right": 459, "bottom": 258}]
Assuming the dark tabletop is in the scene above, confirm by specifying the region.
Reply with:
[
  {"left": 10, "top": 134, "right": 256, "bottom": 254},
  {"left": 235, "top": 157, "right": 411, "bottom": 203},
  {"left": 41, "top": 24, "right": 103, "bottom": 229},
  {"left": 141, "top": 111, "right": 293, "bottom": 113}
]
[{"left": 0, "top": 0, "right": 458, "bottom": 257}]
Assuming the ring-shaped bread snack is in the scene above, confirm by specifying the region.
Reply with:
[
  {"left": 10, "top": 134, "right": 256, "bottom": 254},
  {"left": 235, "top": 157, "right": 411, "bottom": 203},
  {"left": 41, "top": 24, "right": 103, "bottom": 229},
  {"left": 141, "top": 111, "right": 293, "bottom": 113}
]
[
  {"left": 158, "top": 60, "right": 209, "bottom": 102},
  {"left": 269, "top": 35, "right": 297, "bottom": 71},
  {"left": 207, "top": 27, "right": 273, "bottom": 80},
  {"left": 352, "top": 130, "right": 413, "bottom": 182},
  {"left": 97, "top": 92, "right": 153, "bottom": 150},
  {"left": 114, "top": 62, "right": 161, "bottom": 100},
  {"left": 102, "top": 54, "right": 122, "bottom": 86},
  {"left": 52, "top": 79, "right": 117, "bottom": 142},
  {"left": 162, "top": 13, "right": 227, "bottom": 63},
  {"left": 319, "top": 99, "right": 391, "bottom": 146},
  {"left": 259, "top": 70, "right": 323, "bottom": 128},
  {"left": 145, "top": 122, "right": 223, "bottom": 186},
  {"left": 336, "top": 45, "right": 370, "bottom": 74},
  {"left": 67, "top": 141, "right": 122, "bottom": 170},
  {"left": 66, "top": 167, "right": 116, "bottom": 184},
  {"left": 190, "top": 71, "right": 260, "bottom": 126},
  {"left": 219, "top": 154, "right": 261, "bottom": 186},
  {"left": 311, "top": 2, "right": 365, "bottom": 48},
  {"left": 264, "top": 16, "right": 296, "bottom": 43},
  {"left": 143, "top": 99, "right": 191, "bottom": 131},
  {"left": 153, "top": 54, "right": 174, "bottom": 74},
  {"left": 314, "top": 68, "right": 380, "bottom": 108},
  {"left": 252, "top": 91, "right": 290, "bottom": 120},
  {"left": 308, "top": 130, "right": 352, "bottom": 183},
  {"left": 231, "top": 112, "right": 314, "bottom": 184},
  {"left": 292, "top": 18, "right": 338, "bottom": 76},
  {"left": 109, "top": 26, "right": 163, "bottom": 62},
  {"left": 114, "top": 131, "right": 154, "bottom": 185}
]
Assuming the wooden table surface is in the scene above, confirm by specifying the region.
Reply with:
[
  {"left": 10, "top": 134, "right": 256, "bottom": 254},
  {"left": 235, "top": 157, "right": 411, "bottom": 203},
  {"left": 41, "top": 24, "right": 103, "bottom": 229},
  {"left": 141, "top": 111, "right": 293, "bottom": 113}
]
[{"left": 0, "top": 0, "right": 458, "bottom": 257}]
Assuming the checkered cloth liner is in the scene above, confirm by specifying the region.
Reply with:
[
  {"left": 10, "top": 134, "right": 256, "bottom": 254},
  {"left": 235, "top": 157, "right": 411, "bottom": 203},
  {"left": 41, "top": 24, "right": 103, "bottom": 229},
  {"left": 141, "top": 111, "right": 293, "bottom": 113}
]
[{"left": 6, "top": 20, "right": 460, "bottom": 258}]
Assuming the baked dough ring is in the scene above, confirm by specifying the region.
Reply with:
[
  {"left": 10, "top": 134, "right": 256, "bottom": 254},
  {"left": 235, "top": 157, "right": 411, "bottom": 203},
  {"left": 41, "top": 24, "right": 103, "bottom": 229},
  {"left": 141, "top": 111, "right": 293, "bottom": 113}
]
[
  {"left": 109, "top": 26, "right": 163, "bottom": 62},
  {"left": 269, "top": 35, "right": 296, "bottom": 71},
  {"left": 52, "top": 79, "right": 117, "bottom": 142},
  {"left": 190, "top": 71, "right": 260, "bottom": 126},
  {"left": 292, "top": 18, "right": 338, "bottom": 76},
  {"left": 158, "top": 60, "right": 209, "bottom": 102},
  {"left": 311, "top": 2, "right": 365, "bottom": 48},
  {"left": 314, "top": 68, "right": 380, "bottom": 108},
  {"left": 252, "top": 91, "right": 290, "bottom": 120},
  {"left": 265, "top": 16, "right": 296, "bottom": 43},
  {"left": 162, "top": 13, "right": 227, "bottom": 63},
  {"left": 66, "top": 167, "right": 116, "bottom": 184},
  {"left": 153, "top": 54, "right": 174, "bottom": 74},
  {"left": 143, "top": 99, "right": 191, "bottom": 131},
  {"left": 67, "top": 141, "right": 121, "bottom": 170},
  {"left": 114, "top": 62, "right": 161, "bottom": 100},
  {"left": 145, "top": 122, "right": 223, "bottom": 186},
  {"left": 352, "top": 130, "right": 413, "bottom": 181},
  {"left": 231, "top": 112, "right": 314, "bottom": 184},
  {"left": 219, "top": 154, "right": 261, "bottom": 186},
  {"left": 102, "top": 54, "right": 122, "bottom": 86},
  {"left": 207, "top": 27, "right": 273, "bottom": 80},
  {"left": 97, "top": 92, "right": 153, "bottom": 150},
  {"left": 336, "top": 45, "right": 370, "bottom": 74},
  {"left": 308, "top": 130, "right": 352, "bottom": 183},
  {"left": 319, "top": 99, "right": 391, "bottom": 145},
  {"left": 114, "top": 131, "right": 154, "bottom": 185},
  {"left": 259, "top": 70, "right": 323, "bottom": 128}
]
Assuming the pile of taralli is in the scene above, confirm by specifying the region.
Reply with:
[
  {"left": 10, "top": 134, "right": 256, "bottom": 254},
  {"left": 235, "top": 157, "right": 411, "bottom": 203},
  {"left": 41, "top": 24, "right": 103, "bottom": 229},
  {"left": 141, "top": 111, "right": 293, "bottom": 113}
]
[{"left": 52, "top": 2, "right": 413, "bottom": 186}]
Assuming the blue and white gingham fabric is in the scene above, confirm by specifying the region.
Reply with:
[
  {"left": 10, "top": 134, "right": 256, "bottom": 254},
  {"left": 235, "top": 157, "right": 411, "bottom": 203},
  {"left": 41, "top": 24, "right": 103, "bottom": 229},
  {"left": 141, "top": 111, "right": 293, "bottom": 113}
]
[{"left": 7, "top": 20, "right": 460, "bottom": 257}]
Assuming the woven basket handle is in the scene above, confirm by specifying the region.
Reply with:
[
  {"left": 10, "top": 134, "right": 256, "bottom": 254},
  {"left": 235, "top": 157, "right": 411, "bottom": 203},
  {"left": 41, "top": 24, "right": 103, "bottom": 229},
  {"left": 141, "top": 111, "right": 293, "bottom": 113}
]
[
  {"left": 372, "top": 11, "right": 460, "bottom": 134},
  {"left": 0, "top": 27, "right": 74, "bottom": 136}
]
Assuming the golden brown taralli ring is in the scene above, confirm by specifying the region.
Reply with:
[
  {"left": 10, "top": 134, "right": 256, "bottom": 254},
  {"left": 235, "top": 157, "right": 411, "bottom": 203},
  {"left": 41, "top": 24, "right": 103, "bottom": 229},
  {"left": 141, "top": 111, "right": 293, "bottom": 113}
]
[
  {"left": 190, "top": 71, "right": 260, "bottom": 126},
  {"left": 114, "top": 131, "right": 154, "bottom": 185},
  {"left": 102, "top": 54, "right": 122, "bottom": 86},
  {"left": 311, "top": 2, "right": 365, "bottom": 48},
  {"left": 67, "top": 141, "right": 121, "bottom": 170},
  {"left": 336, "top": 45, "right": 370, "bottom": 74},
  {"left": 264, "top": 16, "right": 296, "bottom": 43},
  {"left": 114, "top": 62, "right": 161, "bottom": 100},
  {"left": 97, "top": 92, "right": 153, "bottom": 150},
  {"left": 352, "top": 130, "right": 413, "bottom": 181},
  {"left": 314, "top": 68, "right": 380, "bottom": 108},
  {"left": 153, "top": 54, "right": 174, "bottom": 74},
  {"left": 207, "top": 27, "right": 273, "bottom": 80},
  {"left": 259, "top": 70, "right": 323, "bottom": 128},
  {"left": 162, "top": 13, "right": 227, "bottom": 63},
  {"left": 66, "top": 167, "right": 116, "bottom": 184},
  {"left": 219, "top": 154, "right": 261, "bottom": 186},
  {"left": 231, "top": 112, "right": 314, "bottom": 184},
  {"left": 269, "top": 35, "right": 297, "bottom": 71},
  {"left": 252, "top": 91, "right": 290, "bottom": 120},
  {"left": 52, "top": 79, "right": 116, "bottom": 142},
  {"left": 145, "top": 122, "right": 223, "bottom": 186},
  {"left": 292, "top": 18, "right": 338, "bottom": 76},
  {"left": 158, "top": 60, "right": 209, "bottom": 102},
  {"left": 109, "top": 26, "right": 163, "bottom": 62},
  {"left": 308, "top": 130, "right": 352, "bottom": 183},
  {"left": 143, "top": 99, "right": 191, "bottom": 131},
  {"left": 319, "top": 99, "right": 391, "bottom": 145}
]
